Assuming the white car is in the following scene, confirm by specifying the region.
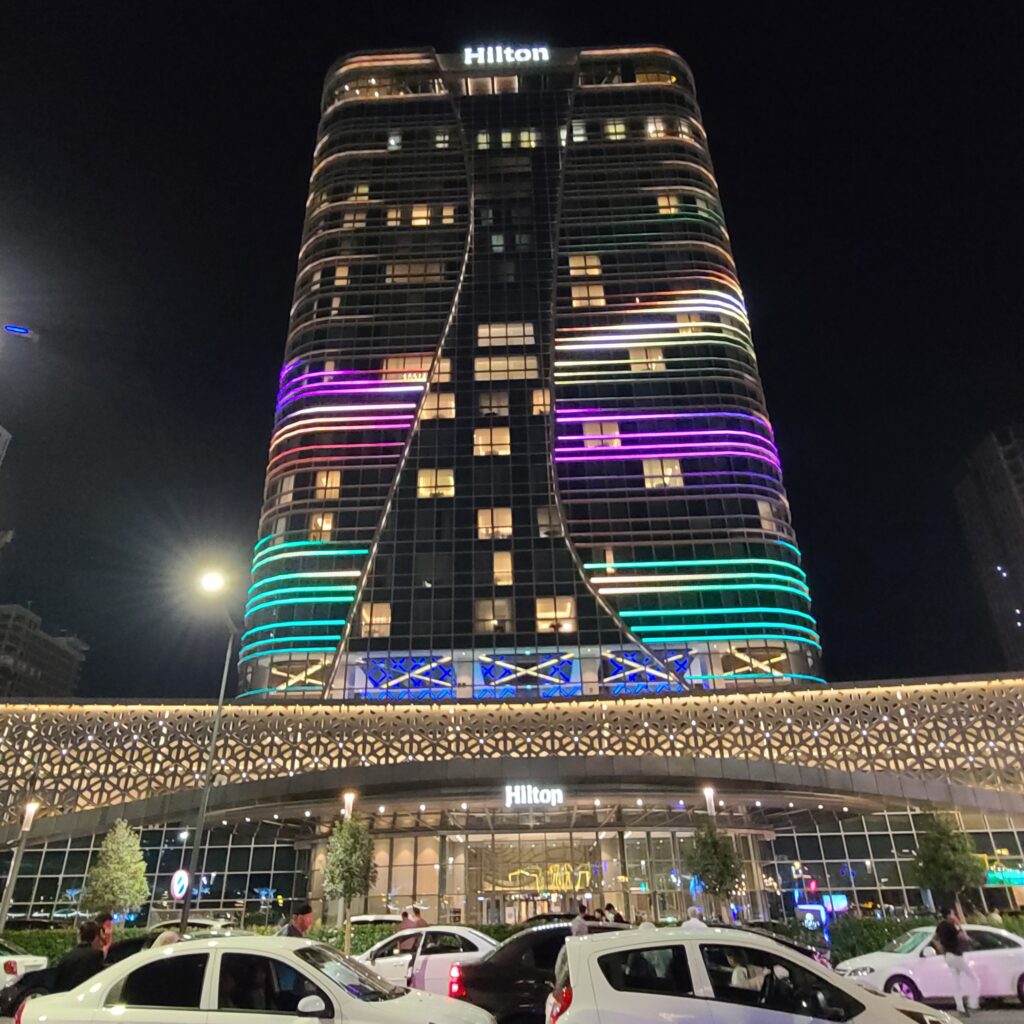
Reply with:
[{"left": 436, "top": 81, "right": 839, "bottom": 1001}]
[
  {"left": 837, "top": 924, "right": 1024, "bottom": 1003},
  {"left": 17, "top": 934, "right": 495, "bottom": 1024},
  {"left": 358, "top": 926, "right": 498, "bottom": 994},
  {"left": 151, "top": 917, "right": 236, "bottom": 933},
  {"left": 544, "top": 925, "right": 959, "bottom": 1024},
  {"left": 0, "top": 938, "right": 46, "bottom": 990}
]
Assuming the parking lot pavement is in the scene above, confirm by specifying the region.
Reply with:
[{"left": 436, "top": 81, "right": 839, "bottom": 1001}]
[{"left": 946, "top": 1007, "right": 1024, "bottom": 1024}]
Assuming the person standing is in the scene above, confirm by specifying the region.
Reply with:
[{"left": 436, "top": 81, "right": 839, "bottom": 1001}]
[
  {"left": 397, "top": 909, "right": 415, "bottom": 930},
  {"left": 604, "top": 903, "right": 626, "bottom": 923},
  {"left": 277, "top": 901, "right": 313, "bottom": 937},
  {"left": 94, "top": 913, "right": 114, "bottom": 957},
  {"left": 409, "top": 905, "right": 427, "bottom": 927},
  {"left": 935, "top": 908, "right": 979, "bottom": 1016},
  {"left": 681, "top": 906, "right": 708, "bottom": 929},
  {"left": 54, "top": 922, "right": 106, "bottom": 991},
  {"left": 570, "top": 902, "right": 588, "bottom": 936}
]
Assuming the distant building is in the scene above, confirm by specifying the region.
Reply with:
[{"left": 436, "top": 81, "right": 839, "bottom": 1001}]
[
  {"left": 955, "top": 424, "right": 1024, "bottom": 669},
  {"left": 0, "top": 605, "right": 87, "bottom": 699}
]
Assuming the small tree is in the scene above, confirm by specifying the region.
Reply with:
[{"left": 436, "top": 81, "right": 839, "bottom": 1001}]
[
  {"left": 681, "top": 822, "right": 742, "bottom": 920},
  {"left": 81, "top": 819, "right": 150, "bottom": 919},
  {"left": 911, "top": 814, "right": 986, "bottom": 913},
  {"left": 322, "top": 815, "right": 377, "bottom": 953}
]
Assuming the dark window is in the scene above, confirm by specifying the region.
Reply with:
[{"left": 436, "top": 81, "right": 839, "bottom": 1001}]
[
  {"left": 700, "top": 944, "right": 863, "bottom": 1020},
  {"left": 218, "top": 953, "right": 333, "bottom": 1015},
  {"left": 965, "top": 929, "right": 1021, "bottom": 951},
  {"left": 422, "top": 930, "right": 475, "bottom": 954},
  {"left": 523, "top": 931, "right": 568, "bottom": 971},
  {"left": 598, "top": 944, "right": 693, "bottom": 995},
  {"left": 113, "top": 953, "right": 208, "bottom": 1009}
]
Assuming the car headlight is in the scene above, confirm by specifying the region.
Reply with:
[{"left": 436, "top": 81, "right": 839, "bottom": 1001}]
[{"left": 846, "top": 966, "right": 875, "bottom": 977}]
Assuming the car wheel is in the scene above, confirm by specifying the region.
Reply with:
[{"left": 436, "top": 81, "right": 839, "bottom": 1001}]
[
  {"left": 885, "top": 976, "right": 923, "bottom": 1002},
  {"left": 1017, "top": 972, "right": 1024, "bottom": 1005}
]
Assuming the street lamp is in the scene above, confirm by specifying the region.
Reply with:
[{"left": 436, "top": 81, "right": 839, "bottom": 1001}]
[
  {"left": 178, "top": 569, "right": 237, "bottom": 933},
  {"left": 0, "top": 799, "right": 41, "bottom": 932}
]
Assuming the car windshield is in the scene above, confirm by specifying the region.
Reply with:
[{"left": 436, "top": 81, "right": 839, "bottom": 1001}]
[
  {"left": 297, "top": 944, "right": 407, "bottom": 1002},
  {"left": 883, "top": 930, "right": 929, "bottom": 954}
]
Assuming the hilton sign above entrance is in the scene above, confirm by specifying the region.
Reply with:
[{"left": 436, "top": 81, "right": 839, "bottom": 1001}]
[
  {"left": 505, "top": 783, "right": 565, "bottom": 808},
  {"left": 463, "top": 45, "right": 551, "bottom": 66}
]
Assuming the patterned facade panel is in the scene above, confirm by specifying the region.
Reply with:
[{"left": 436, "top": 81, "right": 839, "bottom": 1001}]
[{"left": 2, "top": 679, "right": 1024, "bottom": 827}]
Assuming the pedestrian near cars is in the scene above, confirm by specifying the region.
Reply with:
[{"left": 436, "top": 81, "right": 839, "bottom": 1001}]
[
  {"left": 94, "top": 913, "right": 114, "bottom": 957},
  {"left": 604, "top": 902, "right": 626, "bottom": 923},
  {"left": 409, "top": 905, "right": 428, "bottom": 927},
  {"left": 397, "top": 909, "right": 415, "bottom": 930},
  {"left": 277, "top": 900, "right": 314, "bottom": 937},
  {"left": 570, "top": 902, "right": 588, "bottom": 936},
  {"left": 934, "top": 907, "right": 979, "bottom": 1016},
  {"left": 54, "top": 921, "right": 105, "bottom": 991},
  {"left": 681, "top": 906, "right": 708, "bottom": 929}
]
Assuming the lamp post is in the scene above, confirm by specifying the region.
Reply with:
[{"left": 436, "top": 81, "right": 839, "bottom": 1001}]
[
  {"left": 0, "top": 799, "right": 41, "bottom": 932},
  {"left": 178, "top": 570, "right": 237, "bottom": 933}
]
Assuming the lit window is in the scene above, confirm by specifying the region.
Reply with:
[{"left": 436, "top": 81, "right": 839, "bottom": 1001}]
[
  {"left": 387, "top": 130, "right": 402, "bottom": 151},
  {"left": 572, "top": 282, "right": 606, "bottom": 308},
  {"left": 479, "top": 391, "right": 510, "bottom": 416},
  {"left": 315, "top": 469, "right": 342, "bottom": 500},
  {"left": 493, "top": 551, "right": 513, "bottom": 586},
  {"left": 360, "top": 602, "right": 391, "bottom": 638},
  {"left": 411, "top": 205, "right": 431, "bottom": 227},
  {"left": 421, "top": 391, "right": 456, "bottom": 420},
  {"left": 417, "top": 468, "right": 455, "bottom": 498},
  {"left": 386, "top": 207, "right": 402, "bottom": 227},
  {"left": 677, "top": 119, "right": 693, "bottom": 137},
  {"left": 341, "top": 209, "right": 366, "bottom": 229},
  {"left": 572, "top": 120, "right": 587, "bottom": 143},
  {"left": 435, "top": 130, "right": 450, "bottom": 149},
  {"left": 604, "top": 119, "right": 626, "bottom": 141},
  {"left": 501, "top": 130, "right": 513, "bottom": 149},
  {"left": 348, "top": 183, "right": 369, "bottom": 200},
  {"left": 467, "top": 76, "right": 493, "bottom": 96},
  {"left": 381, "top": 355, "right": 451, "bottom": 383},
  {"left": 676, "top": 312, "right": 702, "bottom": 334},
  {"left": 474, "top": 598, "right": 513, "bottom": 634},
  {"left": 602, "top": 547, "right": 617, "bottom": 574},
  {"left": 757, "top": 499, "right": 778, "bottom": 533},
  {"left": 519, "top": 128, "right": 539, "bottom": 148},
  {"left": 657, "top": 194, "right": 679, "bottom": 215},
  {"left": 568, "top": 253, "right": 602, "bottom": 277},
  {"left": 477, "top": 507, "right": 513, "bottom": 540},
  {"left": 537, "top": 505, "right": 563, "bottom": 538},
  {"left": 271, "top": 516, "right": 287, "bottom": 544},
  {"left": 531, "top": 388, "right": 551, "bottom": 415},
  {"left": 474, "top": 427, "right": 511, "bottom": 456},
  {"left": 308, "top": 512, "right": 334, "bottom": 542},
  {"left": 628, "top": 346, "right": 666, "bottom": 372},
  {"left": 474, "top": 355, "right": 539, "bottom": 381},
  {"left": 645, "top": 117, "right": 667, "bottom": 138},
  {"left": 536, "top": 597, "right": 577, "bottom": 633},
  {"left": 384, "top": 262, "right": 445, "bottom": 284},
  {"left": 491, "top": 233, "right": 505, "bottom": 253},
  {"left": 476, "top": 323, "right": 535, "bottom": 346},
  {"left": 643, "top": 458, "right": 684, "bottom": 489},
  {"left": 442, "top": 205, "right": 456, "bottom": 225},
  {"left": 275, "top": 474, "right": 295, "bottom": 505},
  {"left": 494, "top": 75, "right": 518, "bottom": 94},
  {"left": 583, "top": 421, "right": 621, "bottom": 448},
  {"left": 559, "top": 125, "right": 567, "bottom": 147},
  {"left": 476, "top": 131, "right": 490, "bottom": 150},
  {"left": 636, "top": 69, "right": 676, "bottom": 84},
  {"left": 334, "top": 264, "right": 349, "bottom": 287}
]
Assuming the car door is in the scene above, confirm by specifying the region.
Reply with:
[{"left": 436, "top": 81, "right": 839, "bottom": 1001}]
[
  {"left": 908, "top": 942, "right": 954, "bottom": 1000},
  {"left": 964, "top": 929, "right": 1024, "bottom": 997},
  {"left": 206, "top": 950, "right": 336, "bottom": 1024},
  {"left": 694, "top": 942, "right": 865, "bottom": 1024},
  {"left": 511, "top": 930, "right": 568, "bottom": 1015},
  {"left": 98, "top": 949, "right": 210, "bottom": 1024},
  {"left": 407, "top": 930, "right": 467, "bottom": 994},
  {"left": 366, "top": 932, "right": 420, "bottom": 987},
  {"left": 589, "top": 940, "right": 704, "bottom": 1024}
]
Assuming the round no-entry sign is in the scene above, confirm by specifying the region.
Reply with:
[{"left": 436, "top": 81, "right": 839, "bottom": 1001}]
[{"left": 170, "top": 869, "right": 190, "bottom": 901}]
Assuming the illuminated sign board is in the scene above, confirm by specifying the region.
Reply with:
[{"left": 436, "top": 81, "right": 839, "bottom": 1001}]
[
  {"left": 464, "top": 45, "right": 550, "bottom": 67},
  {"left": 170, "top": 869, "right": 190, "bottom": 901},
  {"left": 505, "top": 783, "right": 564, "bottom": 808},
  {"left": 987, "top": 868, "right": 1024, "bottom": 886}
]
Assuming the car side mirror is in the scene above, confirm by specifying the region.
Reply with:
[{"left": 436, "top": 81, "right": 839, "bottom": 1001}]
[
  {"left": 297, "top": 995, "right": 328, "bottom": 1019},
  {"left": 921, "top": 946, "right": 936, "bottom": 959}
]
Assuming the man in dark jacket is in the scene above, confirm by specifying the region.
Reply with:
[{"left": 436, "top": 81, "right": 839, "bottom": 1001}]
[
  {"left": 55, "top": 922, "right": 105, "bottom": 991},
  {"left": 277, "top": 901, "right": 313, "bottom": 938}
]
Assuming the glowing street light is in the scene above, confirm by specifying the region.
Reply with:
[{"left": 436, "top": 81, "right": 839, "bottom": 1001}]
[
  {"left": 0, "top": 799, "right": 42, "bottom": 931},
  {"left": 198, "top": 570, "right": 226, "bottom": 595}
]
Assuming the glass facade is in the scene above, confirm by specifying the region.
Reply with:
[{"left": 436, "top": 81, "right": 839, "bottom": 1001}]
[{"left": 242, "top": 45, "right": 820, "bottom": 700}]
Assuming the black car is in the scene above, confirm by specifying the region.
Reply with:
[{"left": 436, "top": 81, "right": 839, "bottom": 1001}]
[{"left": 450, "top": 921, "right": 628, "bottom": 1024}]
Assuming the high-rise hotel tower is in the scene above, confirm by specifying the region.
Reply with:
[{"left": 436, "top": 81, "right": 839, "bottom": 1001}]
[{"left": 242, "top": 45, "right": 822, "bottom": 699}]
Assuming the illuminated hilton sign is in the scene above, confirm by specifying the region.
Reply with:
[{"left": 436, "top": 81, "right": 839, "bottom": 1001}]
[
  {"left": 505, "top": 783, "right": 565, "bottom": 808},
  {"left": 463, "top": 45, "right": 551, "bottom": 66}
]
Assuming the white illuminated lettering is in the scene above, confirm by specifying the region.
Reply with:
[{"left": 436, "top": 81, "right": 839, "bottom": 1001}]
[
  {"left": 462, "top": 44, "right": 551, "bottom": 67},
  {"left": 505, "top": 783, "right": 565, "bottom": 808}
]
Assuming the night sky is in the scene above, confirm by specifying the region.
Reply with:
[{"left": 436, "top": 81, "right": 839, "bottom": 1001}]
[{"left": 1, "top": 3, "right": 1021, "bottom": 699}]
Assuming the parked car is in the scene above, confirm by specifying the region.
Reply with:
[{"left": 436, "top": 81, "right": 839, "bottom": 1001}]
[
  {"left": 449, "top": 921, "right": 627, "bottom": 1024},
  {"left": 0, "top": 938, "right": 47, "bottom": 992},
  {"left": 521, "top": 914, "right": 575, "bottom": 927},
  {"left": 545, "top": 925, "right": 959, "bottom": 1024},
  {"left": 17, "top": 934, "right": 495, "bottom": 1024},
  {"left": 733, "top": 925, "right": 834, "bottom": 969},
  {"left": 358, "top": 925, "right": 498, "bottom": 994},
  {"left": 351, "top": 914, "right": 404, "bottom": 927},
  {"left": 836, "top": 924, "right": 1024, "bottom": 1003},
  {"left": 151, "top": 917, "right": 235, "bottom": 933}
]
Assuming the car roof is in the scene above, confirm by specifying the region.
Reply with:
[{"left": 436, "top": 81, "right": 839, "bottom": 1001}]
[
  {"left": 567, "top": 926, "right": 803, "bottom": 953},
  {"left": 368, "top": 925, "right": 495, "bottom": 943},
  {"left": 122, "top": 935, "right": 325, "bottom": 961}
]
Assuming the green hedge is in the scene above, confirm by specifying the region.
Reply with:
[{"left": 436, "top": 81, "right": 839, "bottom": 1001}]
[{"left": 828, "top": 916, "right": 935, "bottom": 964}]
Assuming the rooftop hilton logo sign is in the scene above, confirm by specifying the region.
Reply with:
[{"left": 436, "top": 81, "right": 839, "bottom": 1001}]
[
  {"left": 505, "top": 783, "right": 565, "bottom": 808},
  {"left": 463, "top": 45, "right": 551, "bottom": 66}
]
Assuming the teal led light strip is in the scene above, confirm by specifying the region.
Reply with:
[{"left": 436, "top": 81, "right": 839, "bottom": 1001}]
[
  {"left": 253, "top": 535, "right": 368, "bottom": 555},
  {"left": 593, "top": 582, "right": 812, "bottom": 599},
  {"left": 239, "top": 645, "right": 338, "bottom": 665},
  {"left": 245, "top": 595, "right": 354, "bottom": 617},
  {"left": 584, "top": 557, "right": 806, "bottom": 577},
  {"left": 620, "top": 606, "right": 817, "bottom": 622},
  {"left": 241, "top": 619, "right": 347, "bottom": 641},
  {"left": 252, "top": 547, "right": 369, "bottom": 571},
  {"left": 640, "top": 633, "right": 822, "bottom": 650},
  {"left": 249, "top": 570, "right": 360, "bottom": 594},
  {"left": 635, "top": 621, "right": 820, "bottom": 639},
  {"left": 240, "top": 633, "right": 344, "bottom": 653}
]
